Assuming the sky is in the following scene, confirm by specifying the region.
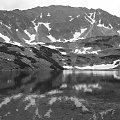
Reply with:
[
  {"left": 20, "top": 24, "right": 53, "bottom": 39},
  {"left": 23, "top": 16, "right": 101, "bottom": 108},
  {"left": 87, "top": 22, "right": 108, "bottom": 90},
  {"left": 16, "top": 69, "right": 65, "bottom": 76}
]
[{"left": 0, "top": 0, "right": 120, "bottom": 17}]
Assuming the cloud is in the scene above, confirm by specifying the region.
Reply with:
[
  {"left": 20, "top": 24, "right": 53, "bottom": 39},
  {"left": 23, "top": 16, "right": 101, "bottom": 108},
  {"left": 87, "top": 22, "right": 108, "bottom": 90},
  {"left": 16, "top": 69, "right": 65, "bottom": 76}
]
[
  {"left": 0, "top": 0, "right": 38, "bottom": 10},
  {"left": 0, "top": 0, "right": 23, "bottom": 10}
]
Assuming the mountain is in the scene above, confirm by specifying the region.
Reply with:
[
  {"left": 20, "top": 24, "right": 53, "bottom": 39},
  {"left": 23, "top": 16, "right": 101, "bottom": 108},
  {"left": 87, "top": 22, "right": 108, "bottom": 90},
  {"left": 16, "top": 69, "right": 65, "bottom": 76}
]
[
  {"left": 0, "top": 5, "right": 120, "bottom": 45},
  {"left": 0, "top": 5, "right": 120, "bottom": 70}
]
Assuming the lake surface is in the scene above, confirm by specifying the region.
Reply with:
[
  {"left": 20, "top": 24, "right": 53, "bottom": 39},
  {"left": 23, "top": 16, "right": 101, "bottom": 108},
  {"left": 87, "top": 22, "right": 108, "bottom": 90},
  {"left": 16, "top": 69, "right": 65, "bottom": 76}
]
[{"left": 0, "top": 70, "right": 120, "bottom": 120}]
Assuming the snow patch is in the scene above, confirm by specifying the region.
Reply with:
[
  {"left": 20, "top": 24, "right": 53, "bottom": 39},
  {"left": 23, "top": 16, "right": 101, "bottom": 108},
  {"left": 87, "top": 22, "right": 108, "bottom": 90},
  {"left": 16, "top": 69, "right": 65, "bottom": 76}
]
[
  {"left": 24, "top": 30, "right": 35, "bottom": 42},
  {"left": 60, "top": 52, "right": 67, "bottom": 55},
  {"left": 109, "top": 24, "right": 113, "bottom": 29},
  {"left": 75, "top": 59, "right": 120, "bottom": 70},
  {"left": 117, "top": 30, "right": 120, "bottom": 35},
  {"left": 71, "top": 32, "right": 81, "bottom": 41},
  {"left": 0, "top": 33, "right": 10, "bottom": 43},
  {"left": 97, "top": 23, "right": 112, "bottom": 29},
  {"left": 73, "top": 47, "right": 101, "bottom": 54},
  {"left": 76, "top": 15, "right": 80, "bottom": 17},
  {"left": 69, "top": 17, "right": 74, "bottom": 21},
  {"left": 68, "top": 30, "right": 87, "bottom": 42},
  {"left": 85, "top": 12, "right": 96, "bottom": 24},
  {"left": 89, "top": 13, "right": 94, "bottom": 17},
  {"left": 32, "top": 19, "right": 51, "bottom": 31},
  {"left": 0, "top": 32, "right": 23, "bottom": 46},
  {"left": 12, "top": 41, "right": 23, "bottom": 46},
  {"left": 47, "top": 35, "right": 59, "bottom": 42},
  {"left": 24, "top": 39, "right": 45, "bottom": 45},
  {"left": 39, "top": 22, "right": 51, "bottom": 31},
  {"left": 44, "top": 45, "right": 62, "bottom": 50},
  {"left": 40, "top": 13, "right": 42, "bottom": 18},
  {"left": 80, "top": 28, "right": 87, "bottom": 34},
  {"left": 47, "top": 13, "right": 51, "bottom": 17},
  {"left": 63, "top": 66, "right": 73, "bottom": 69}
]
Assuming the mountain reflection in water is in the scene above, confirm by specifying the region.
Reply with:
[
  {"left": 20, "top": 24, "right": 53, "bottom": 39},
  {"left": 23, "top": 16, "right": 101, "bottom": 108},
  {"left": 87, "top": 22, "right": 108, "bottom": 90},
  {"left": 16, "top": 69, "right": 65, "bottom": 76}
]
[
  {"left": 0, "top": 70, "right": 62, "bottom": 95},
  {"left": 0, "top": 70, "right": 120, "bottom": 120}
]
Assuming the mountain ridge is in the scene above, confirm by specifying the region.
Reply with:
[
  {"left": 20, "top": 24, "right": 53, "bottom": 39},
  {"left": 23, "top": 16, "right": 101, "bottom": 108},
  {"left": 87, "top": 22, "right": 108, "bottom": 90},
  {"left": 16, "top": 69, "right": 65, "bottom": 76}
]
[{"left": 0, "top": 5, "right": 120, "bottom": 45}]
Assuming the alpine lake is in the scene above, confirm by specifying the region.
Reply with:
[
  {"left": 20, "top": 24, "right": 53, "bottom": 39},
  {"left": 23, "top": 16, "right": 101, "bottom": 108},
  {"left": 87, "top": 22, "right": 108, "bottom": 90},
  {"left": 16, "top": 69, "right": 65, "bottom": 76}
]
[{"left": 0, "top": 70, "right": 120, "bottom": 120}]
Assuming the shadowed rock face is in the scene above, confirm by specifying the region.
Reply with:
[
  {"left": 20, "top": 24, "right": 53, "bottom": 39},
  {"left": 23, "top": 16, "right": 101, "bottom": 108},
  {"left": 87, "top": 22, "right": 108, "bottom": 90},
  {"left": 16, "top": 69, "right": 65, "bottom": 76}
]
[{"left": 0, "top": 42, "right": 64, "bottom": 70}]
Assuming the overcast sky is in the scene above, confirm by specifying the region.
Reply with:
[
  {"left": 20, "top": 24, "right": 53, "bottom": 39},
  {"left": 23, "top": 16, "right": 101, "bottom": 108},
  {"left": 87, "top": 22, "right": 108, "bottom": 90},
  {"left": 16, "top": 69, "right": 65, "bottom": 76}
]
[{"left": 0, "top": 0, "right": 120, "bottom": 17}]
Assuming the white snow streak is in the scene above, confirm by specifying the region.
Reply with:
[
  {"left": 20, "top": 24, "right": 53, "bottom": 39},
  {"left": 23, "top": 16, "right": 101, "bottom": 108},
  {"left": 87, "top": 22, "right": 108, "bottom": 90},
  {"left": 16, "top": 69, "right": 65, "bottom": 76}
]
[{"left": 0, "top": 33, "right": 10, "bottom": 43}]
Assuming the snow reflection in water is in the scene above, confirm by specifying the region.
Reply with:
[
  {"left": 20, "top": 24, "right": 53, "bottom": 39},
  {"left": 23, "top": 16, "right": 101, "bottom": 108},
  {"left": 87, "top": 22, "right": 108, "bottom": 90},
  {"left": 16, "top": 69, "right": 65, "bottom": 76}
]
[
  {"left": 63, "top": 69, "right": 120, "bottom": 80},
  {"left": 73, "top": 83, "right": 102, "bottom": 92}
]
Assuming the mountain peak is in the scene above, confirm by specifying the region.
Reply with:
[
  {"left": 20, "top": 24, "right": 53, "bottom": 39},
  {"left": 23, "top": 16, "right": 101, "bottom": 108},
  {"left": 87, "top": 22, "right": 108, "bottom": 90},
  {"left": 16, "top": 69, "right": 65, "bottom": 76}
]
[{"left": 0, "top": 5, "right": 120, "bottom": 44}]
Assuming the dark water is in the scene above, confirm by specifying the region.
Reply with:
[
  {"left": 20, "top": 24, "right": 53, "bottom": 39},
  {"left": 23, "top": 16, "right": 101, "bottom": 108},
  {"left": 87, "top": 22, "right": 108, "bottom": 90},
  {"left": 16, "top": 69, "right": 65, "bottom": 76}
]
[{"left": 0, "top": 70, "right": 120, "bottom": 120}]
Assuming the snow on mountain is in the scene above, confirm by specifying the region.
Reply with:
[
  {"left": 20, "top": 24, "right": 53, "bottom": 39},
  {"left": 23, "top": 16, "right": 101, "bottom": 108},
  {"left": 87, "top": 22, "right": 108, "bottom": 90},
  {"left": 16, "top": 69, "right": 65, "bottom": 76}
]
[
  {"left": 85, "top": 12, "right": 96, "bottom": 24},
  {"left": 24, "top": 30, "right": 36, "bottom": 42},
  {"left": 0, "top": 33, "right": 10, "bottom": 43},
  {"left": 0, "top": 6, "right": 119, "bottom": 44},
  {"left": 75, "top": 59, "right": 120, "bottom": 70},
  {"left": 0, "top": 6, "right": 120, "bottom": 70}
]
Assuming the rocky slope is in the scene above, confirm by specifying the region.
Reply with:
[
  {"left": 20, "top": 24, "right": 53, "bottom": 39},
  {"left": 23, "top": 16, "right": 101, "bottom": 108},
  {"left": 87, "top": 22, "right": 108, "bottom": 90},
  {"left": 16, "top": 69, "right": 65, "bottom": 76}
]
[
  {"left": 46, "top": 35, "right": 120, "bottom": 69},
  {"left": 0, "top": 42, "right": 63, "bottom": 70}
]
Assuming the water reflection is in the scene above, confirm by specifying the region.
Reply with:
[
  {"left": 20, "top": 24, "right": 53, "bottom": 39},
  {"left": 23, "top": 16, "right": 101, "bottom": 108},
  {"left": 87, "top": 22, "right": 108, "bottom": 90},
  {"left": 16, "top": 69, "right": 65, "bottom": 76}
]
[
  {"left": 73, "top": 83, "right": 102, "bottom": 92},
  {"left": 0, "top": 70, "right": 120, "bottom": 119},
  {"left": 0, "top": 70, "right": 120, "bottom": 99},
  {"left": 63, "top": 70, "right": 120, "bottom": 79},
  {"left": 0, "top": 70, "right": 62, "bottom": 95},
  {"left": 62, "top": 70, "right": 120, "bottom": 101}
]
